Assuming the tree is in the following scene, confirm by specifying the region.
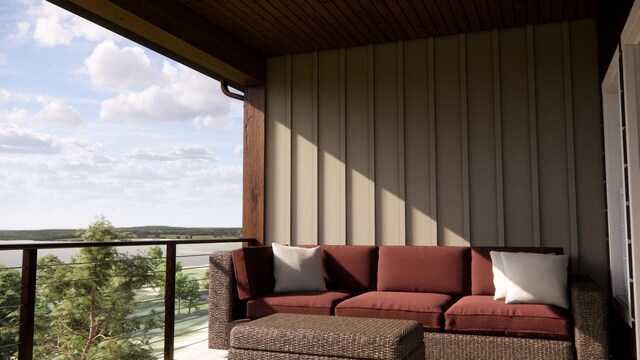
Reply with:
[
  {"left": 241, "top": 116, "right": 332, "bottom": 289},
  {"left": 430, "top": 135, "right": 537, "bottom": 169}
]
[
  {"left": 148, "top": 246, "right": 200, "bottom": 314},
  {"left": 33, "top": 216, "right": 160, "bottom": 360},
  {"left": 175, "top": 272, "right": 201, "bottom": 315},
  {"left": 201, "top": 269, "right": 210, "bottom": 291},
  {"left": 0, "top": 265, "right": 21, "bottom": 359},
  {"left": 147, "top": 246, "right": 182, "bottom": 294}
]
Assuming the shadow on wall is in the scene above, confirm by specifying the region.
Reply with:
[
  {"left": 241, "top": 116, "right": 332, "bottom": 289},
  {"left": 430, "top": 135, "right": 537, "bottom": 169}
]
[{"left": 262, "top": 21, "right": 608, "bottom": 289}]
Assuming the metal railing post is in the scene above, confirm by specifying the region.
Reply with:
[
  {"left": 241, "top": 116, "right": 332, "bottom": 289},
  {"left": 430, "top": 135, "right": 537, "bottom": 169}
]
[
  {"left": 18, "top": 249, "right": 37, "bottom": 360},
  {"left": 164, "top": 244, "right": 176, "bottom": 360}
]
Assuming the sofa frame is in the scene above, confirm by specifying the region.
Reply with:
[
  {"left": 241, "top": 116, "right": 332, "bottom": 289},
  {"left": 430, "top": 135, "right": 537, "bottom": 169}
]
[{"left": 208, "top": 251, "right": 608, "bottom": 360}]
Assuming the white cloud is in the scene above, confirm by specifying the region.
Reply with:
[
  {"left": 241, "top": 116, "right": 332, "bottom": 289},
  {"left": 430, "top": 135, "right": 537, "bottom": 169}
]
[
  {"left": 83, "top": 40, "right": 158, "bottom": 89},
  {"left": 0, "top": 124, "right": 58, "bottom": 154},
  {"left": 59, "top": 137, "right": 101, "bottom": 152},
  {"left": 0, "top": 124, "right": 102, "bottom": 156},
  {"left": 213, "top": 165, "right": 243, "bottom": 180},
  {"left": 126, "top": 145, "right": 219, "bottom": 161},
  {"left": 33, "top": 14, "right": 72, "bottom": 46},
  {"left": 0, "top": 89, "right": 9, "bottom": 105},
  {"left": 7, "top": 100, "right": 85, "bottom": 129},
  {"left": 101, "top": 85, "right": 186, "bottom": 121},
  {"left": 5, "top": 21, "right": 30, "bottom": 43},
  {"left": 98, "top": 58, "right": 233, "bottom": 127},
  {"left": 24, "top": 1, "right": 118, "bottom": 47},
  {"left": 193, "top": 115, "right": 233, "bottom": 129},
  {"left": 159, "top": 159, "right": 204, "bottom": 175},
  {"left": 234, "top": 143, "right": 243, "bottom": 155},
  {"left": 111, "top": 162, "right": 162, "bottom": 181}
]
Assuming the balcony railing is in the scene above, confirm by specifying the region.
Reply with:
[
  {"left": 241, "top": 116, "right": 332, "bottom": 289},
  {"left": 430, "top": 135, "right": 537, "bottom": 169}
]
[{"left": 0, "top": 238, "right": 256, "bottom": 360}]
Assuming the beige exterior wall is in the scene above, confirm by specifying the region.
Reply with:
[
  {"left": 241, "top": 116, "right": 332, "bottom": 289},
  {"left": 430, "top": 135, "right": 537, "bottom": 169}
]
[{"left": 265, "top": 19, "right": 608, "bottom": 286}]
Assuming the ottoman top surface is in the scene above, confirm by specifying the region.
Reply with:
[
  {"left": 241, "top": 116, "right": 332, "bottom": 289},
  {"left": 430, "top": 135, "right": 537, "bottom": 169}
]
[{"left": 230, "top": 313, "right": 423, "bottom": 359}]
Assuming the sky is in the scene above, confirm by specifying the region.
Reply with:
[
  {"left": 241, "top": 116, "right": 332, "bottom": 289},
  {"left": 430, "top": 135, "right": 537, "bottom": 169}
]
[{"left": 0, "top": 1, "right": 244, "bottom": 230}]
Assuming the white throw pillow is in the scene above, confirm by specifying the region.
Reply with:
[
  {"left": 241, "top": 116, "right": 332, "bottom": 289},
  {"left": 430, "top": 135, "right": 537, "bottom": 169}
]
[
  {"left": 490, "top": 251, "right": 507, "bottom": 300},
  {"left": 500, "top": 252, "right": 569, "bottom": 309},
  {"left": 272, "top": 243, "right": 327, "bottom": 293}
]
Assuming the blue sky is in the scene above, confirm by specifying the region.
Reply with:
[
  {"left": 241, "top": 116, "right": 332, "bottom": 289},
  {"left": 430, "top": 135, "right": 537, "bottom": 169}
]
[{"left": 0, "top": 1, "right": 243, "bottom": 230}]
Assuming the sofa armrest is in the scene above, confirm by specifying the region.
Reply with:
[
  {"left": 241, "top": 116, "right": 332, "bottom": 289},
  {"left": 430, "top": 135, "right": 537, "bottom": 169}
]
[
  {"left": 570, "top": 274, "right": 608, "bottom": 360},
  {"left": 208, "top": 251, "right": 243, "bottom": 349}
]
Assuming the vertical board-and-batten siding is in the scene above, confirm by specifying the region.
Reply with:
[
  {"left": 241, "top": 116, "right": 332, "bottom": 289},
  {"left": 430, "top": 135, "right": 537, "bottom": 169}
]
[{"left": 265, "top": 19, "right": 607, "bottom": 286}]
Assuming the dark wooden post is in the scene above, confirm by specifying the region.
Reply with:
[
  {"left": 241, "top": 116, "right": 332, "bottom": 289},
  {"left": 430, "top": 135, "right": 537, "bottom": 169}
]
[
  {"left": 18, "top": 249, "right": 37, "bottom": 360},
  {"left": 164, "top": 244, "right": 176, "bottom": 360},
  {"left": 242, "top": 85, "right": 265, "bottom": 246}
]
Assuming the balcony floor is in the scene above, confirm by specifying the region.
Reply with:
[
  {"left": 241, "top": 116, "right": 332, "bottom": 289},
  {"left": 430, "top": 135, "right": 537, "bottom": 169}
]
[{"left": 175, "top": 340, "right": 227, "bottom": 360}]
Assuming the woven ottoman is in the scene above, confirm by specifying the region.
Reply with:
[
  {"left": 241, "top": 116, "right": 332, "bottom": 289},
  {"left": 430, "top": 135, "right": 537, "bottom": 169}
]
[{"left": 228, "top": 313, "right": 425, "bottom": 360}]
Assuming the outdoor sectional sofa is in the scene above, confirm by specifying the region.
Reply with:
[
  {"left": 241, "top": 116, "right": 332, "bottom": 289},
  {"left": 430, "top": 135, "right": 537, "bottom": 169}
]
[{"left": 208, "top": 245, "right": 607, "bottom": 359}]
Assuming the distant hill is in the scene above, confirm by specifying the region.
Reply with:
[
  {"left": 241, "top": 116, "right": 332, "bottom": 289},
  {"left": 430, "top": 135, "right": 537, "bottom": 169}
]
[{"left": 0, "top": 226, "right": 242, "bottom": 241}]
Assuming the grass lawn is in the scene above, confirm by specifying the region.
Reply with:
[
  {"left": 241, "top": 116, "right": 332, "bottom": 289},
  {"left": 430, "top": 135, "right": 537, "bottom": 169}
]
[{"left": 130, "top": 266, "right": 210, "bottom": 358}]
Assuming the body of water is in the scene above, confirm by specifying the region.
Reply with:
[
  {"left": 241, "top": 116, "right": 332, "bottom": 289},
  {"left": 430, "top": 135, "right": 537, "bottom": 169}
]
[{"left": 0, "top": 240, "right": 241, "bottom": 268}]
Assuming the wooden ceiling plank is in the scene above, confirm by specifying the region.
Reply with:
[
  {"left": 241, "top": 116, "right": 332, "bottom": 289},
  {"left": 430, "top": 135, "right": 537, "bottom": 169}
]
[
  {"left": 181, "top": 0, "right": 289, "bottom": 55},
  {"left": 230, "top": 0, "right": 310, "bottom": 53},
  {"left": 384, "top": 1, "right": 421, "bottom": 39},
  {"left": 407, "top": 0, "right": 439, "bottom": 37},
  {"left": 526, "top": 0, "right": 538, "bottom": 23},
  {"left": 333, "top": 0, "right": 382, "bottom": 44},
  {"left": 272, "top": 0, "right": 343, "bottom": 51},
  {"left": 179, "top": 0, "right": 284, "bottom": 54},
  {"left": 564, "top": 0, "right": 578, "bottom": 20},
  {"left": 538, "top": 0, "right": 552, "bottom": 23},
  {"left": 396, "top": 1, "right": 429, "bottom": 38},
  {"left": 434, "top": 0, "right": 461, "bottom": 34},
  {"left": 513, "top": 0, "right": 528, "bottom": 26},
  {"left": 448, "top": 0, "right": 472, "bottom": 33},
  {"left": 475, "top": 0, "right": 495, "bottom": 29},
  {"left": 500, "top": 0, "right": 515, "bottom": 28},
  {"left": 255, "top": 0, "right": 333, "bottom": 54},
  {"left": 574, "top": 0, "right": 589, "bottom": 19},
  {"left": 347, "top": 0, "right": 393, "bottom": 42},
  {"left": 489, "top": 0, "right": 502, "bottom": 27},
  {"left": 282, "top": 0, "right": 348, "bottom": 51},
  {"left": 48, "top": 0, "right": 264, "bottom": 86},
  {"left": 551, "top": 0, "right": 566, "bottom": 22},
  {"left": 423, "top": 0, "right": 451, "bottom": 35},
  {"left": 461, "top": 0, "right": 483, "bottom": 32},
  {"left": 587, "top": 0, "right": 599, "bottom": 18},
  {"left": 322, "top": 1, "right": 371, "bottom": 44},
  {"left": 356, "top": 0, "right": 406, "bottom": 40},
  {"left": 370, "top": 0, "right": 413, "bottom": 39},
  {"left": 305, "top": 0, "right": 362, "bottom": 47}
]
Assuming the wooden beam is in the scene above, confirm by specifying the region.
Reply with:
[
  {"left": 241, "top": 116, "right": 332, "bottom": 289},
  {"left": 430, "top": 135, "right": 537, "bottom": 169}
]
[
  {"left": 242, "top": 86, "right": 265, "bottom": 245},
  {"left": 47, "top": 0, "right": 265, "bottom": 88}
]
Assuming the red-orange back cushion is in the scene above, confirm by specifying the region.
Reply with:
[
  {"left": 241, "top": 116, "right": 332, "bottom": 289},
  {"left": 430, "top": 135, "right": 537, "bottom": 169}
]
[
  {"left": 232, "top": 246, "right": 274, "bottom": 301},
  {"left": 321, "top": 245, "right": 378, "bottom": 292},
  {"left": 377, "top": 246, "right": 471, "bottom": 296}
]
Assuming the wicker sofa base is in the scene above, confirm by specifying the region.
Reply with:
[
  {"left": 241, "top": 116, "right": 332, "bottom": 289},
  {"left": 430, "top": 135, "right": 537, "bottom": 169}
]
[{"left": 423, "top": 332, "right": 574, "bottom": 360}]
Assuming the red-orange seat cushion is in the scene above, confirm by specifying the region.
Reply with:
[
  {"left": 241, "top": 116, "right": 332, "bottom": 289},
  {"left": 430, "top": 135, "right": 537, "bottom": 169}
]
[
  {"left": 246, "top": 291, "right": 353, "bottom": 319},
  {"left": 444, "top": 295, "right": 571, "bottom": 340},
  {"left": 335, "top": 291, "right": 456, "bottom": 331}
]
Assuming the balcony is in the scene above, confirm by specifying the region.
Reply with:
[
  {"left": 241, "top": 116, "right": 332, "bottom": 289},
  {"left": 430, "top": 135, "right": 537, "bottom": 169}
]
[{"left": 0, "top": 237, "right": 255, "bottom": 360}]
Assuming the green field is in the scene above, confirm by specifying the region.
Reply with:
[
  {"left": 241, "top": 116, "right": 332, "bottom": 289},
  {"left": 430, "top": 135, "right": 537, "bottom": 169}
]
[
  {"left": 130, "top": 266, "right": 210, "bottom": 358},
  {"left": 0, "top": 226, "right": 241, "bottom": 241}
]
